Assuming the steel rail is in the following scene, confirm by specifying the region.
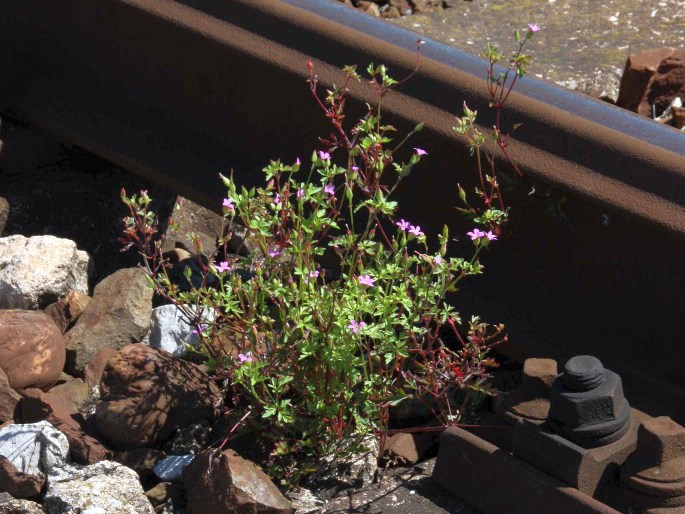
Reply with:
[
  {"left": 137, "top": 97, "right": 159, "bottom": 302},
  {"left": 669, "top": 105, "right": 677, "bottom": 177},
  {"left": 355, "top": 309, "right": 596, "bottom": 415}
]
[{"left": 2, "top": 0, "right": 685, "bottom": 418}]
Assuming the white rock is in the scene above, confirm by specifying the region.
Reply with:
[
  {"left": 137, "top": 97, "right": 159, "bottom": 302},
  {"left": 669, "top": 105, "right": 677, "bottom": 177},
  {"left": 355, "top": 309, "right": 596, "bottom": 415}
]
[
  {"left": 0, "top": 421, "right": 70, "bottom": 479},
  {"left": 144, "top": 305, "right": 212, "bottom": 356},
  {"left": 45, "top": 461, "right": 154, "bottom": 514},
  {"left": 0, "top": 235, "right": 90, "bottom": 309},
  {"left": 153, "top": 454, "right": 195, "bottom": 483},
  {"left": 0, "top": 491, "right": 45, "bottom": 513},
  {"left": 286, "top": 486, "right": 326, "bottom": 514}
]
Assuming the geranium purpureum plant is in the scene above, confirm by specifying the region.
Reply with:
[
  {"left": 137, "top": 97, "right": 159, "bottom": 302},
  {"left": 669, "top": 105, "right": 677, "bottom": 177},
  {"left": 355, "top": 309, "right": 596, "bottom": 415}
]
[
  {"left": 121, "top": 28, "right": 537, "bottom": 485},
  {"left": 454, "top": 23, "right": 539, "bottom": 235}
]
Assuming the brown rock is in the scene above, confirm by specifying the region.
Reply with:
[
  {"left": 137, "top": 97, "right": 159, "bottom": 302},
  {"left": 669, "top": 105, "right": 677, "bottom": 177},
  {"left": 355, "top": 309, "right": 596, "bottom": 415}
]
[
  {"left": 382, "top": 431, "right": 435, "bottom": 465},
  {"left": 183, "top": 449, "right": 294, "bottom": 514},
  {"left": 83, "top": 347, "right": 118, "bottom": 389},
  {"left": 0, "top": 456, "right": 44, "bottom": 499},
  {"left": 673, "top": 105, "right": 685, "bottom": 130},
  {"left": 162, "top": 196, "right": 224, "bottom": 255},
  {"left": 0, "top": 198, "right": 8, "bottom": 237},
  {"left": 0, "top": 491, "right": 44, "bottom": 514},
  {"left": 115, "top": 448, "right": 167, "bottom": 479},
  {"left": 0, "top": 367, "right": 20, "bottom": 424},
  {"left": 20, "top": 388, "right": 112, "bottom": 464},
  {"left": 647, "top": 50, "right": 685, "bottom": 117},
  {"left": 145, "top": 482, "right": 186, "bottom": 509},
  {"left": 44, "top": 290, "right": 90, "bottom": 334},
  {"left": 95, "top": 344, "right": 221, "bottom": 449},
  {"left": 47, "top": 378, "right": 90, "bottom": 412},
  {"left": 381, "top": 6, "right": 401, "bottom": 18},
  {"left": 64, "top": 268, "right": 153, "bottom": 376},
  {"left": 387, "top": 0, "right": 412, "bottom": 16},
  {"left": 358, "top": 1, "right": 380, "bottom": 16},
  {"left": 0, "top": 310, "right": 66, "bottom": 390},
  {"left": 616, "top": 48, "right": 683, "bottom": 116},
  {"left": 162, "top": 247, "right": 192, "bottom": 265},
  {"left": 412, "top": 0, "right": 451, "bottom": 12}
]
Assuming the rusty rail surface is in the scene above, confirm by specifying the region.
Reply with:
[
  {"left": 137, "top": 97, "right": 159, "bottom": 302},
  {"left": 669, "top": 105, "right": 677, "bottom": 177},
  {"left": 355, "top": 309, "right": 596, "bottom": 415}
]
[{"left": 2, "top": 0, "right": 685, "bottom": 419}]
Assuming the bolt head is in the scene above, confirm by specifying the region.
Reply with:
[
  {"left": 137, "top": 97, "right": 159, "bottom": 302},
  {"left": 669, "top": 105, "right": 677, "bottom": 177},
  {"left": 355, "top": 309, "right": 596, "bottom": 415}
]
[{"left": 549, "top": 366, "right": 625, "bottom": 429}]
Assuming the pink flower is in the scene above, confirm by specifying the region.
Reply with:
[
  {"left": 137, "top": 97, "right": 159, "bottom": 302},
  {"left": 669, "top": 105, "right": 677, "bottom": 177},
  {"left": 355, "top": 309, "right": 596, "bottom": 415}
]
[
  {"left": 268, "top": 248, "right": 281, "bottom": 258},
  {"left": 528, "top": 23, "right": 540, "bottom": 33},
  {"left": 409, "top": 225, "right": 424, "bottom": 237},
  {"left": 396, "top": 219, "right": 411, "bottom": 231},
  {"left": 414, "top": 148, "right": 428, "bottom": 156},
  {"left": 238, "top": 352, "right": 253, "bottom": 363},
  {"left": 324, "top": 183, "right": 335, "bottom": 196},
  {"left": 274, "top": 194, "right": 281, "bottom": 205},
  {"left": 357, "top": 274, "right": 375, "bottom": 287},
  {"left": 467, "top": 228, "right": 486, "bottom": 240},
  {"left": 347, "top": 320, "right": 366, "bottom": 334},
  {"left": 305, "top": 270, "right": 319, "bottom": 284},
  {"left": 295, "top": 157, "right": 301, "bottom": 166},
  {"left": 485, "top": 231, "right": 498, "bottom": 241},
  {"left": 191, "top": 325, "right": 206, "bottom": 335},
  {"left": 351, "top": 166, "right": 359, "bottom": 172},
  {"left": 319, "top": 151, "right": 330, "bottom": 160},
  {"left": 296, "top": 188, "right": 305, "bottom": 199},
  {"left": 434, "top": 256, "right": 443, "bottom": 265},
  {"left": 215, "top": 261, "right": 231, "bottom": 273},
  {"left": 222, "top": 198, "right": 234, "bottom": 210}
]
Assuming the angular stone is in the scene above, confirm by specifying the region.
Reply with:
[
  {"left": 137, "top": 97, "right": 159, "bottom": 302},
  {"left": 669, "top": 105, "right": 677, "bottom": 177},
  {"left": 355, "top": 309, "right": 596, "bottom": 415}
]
[
  {"left": 0, "top": 491, "right": 44, "bottom": 513},
  {"left": 83, "top": 348, "right": 117, "bottom": 390},
  {"left": 358, "top": 1, "right": 380, "bottom": 16},
  {"left": 495, "top": 358, "right": 557, "bottom": 426},
  {"left": 0, "top": 367, "right": 20, "bottom": 424},
  {"left": 0, "top": 457, "right": 44, "bottom": 500},
  {"left": 20, "top": 389, "right": 112, "bottom": 465},
  {"left": 620, "top": 417, "right": 685, "bottom": 510},
  {"left": 44, "top": 461, "right": 155, "bottom": 514},
  {"left": 64, "top": 268, "right": 153, "bottom": 376},
  {"left": 153, "top": 454, "right": 195, "bottom": 483},
  {"left": 47, "top": 379, "right": 90, "bottom": 413},
  {"left": 0, "top": 421, "right": 70, "bottom": 479},
  {"left": 617, "top": 48, "right": 685, "bottom": 117},
  {"left": 547, "top": 356, "right": 630, "bottom": 448},
  {"left": 161, "top": 196, "right": 224, "bottom": 255},
  {"left": 44, "top": 291, "right": 91, "bottom": 334},
  {"left": 145, "top": 481, "right": 186, "bottom": 510},
  {"left": 0, "top": 198, "right": 8, "bottom": 237},
  {"left": 0, "top": 235, "right": 90, "bottom": 310},
  {"left": 647, "top": 51, "right": 685, "bottom": 117},
  {"left": 382, "top": 432, "right": 435, "bottom": 465},
  {"left": 673, "top": 104, "right": 685, "bottom": 130},
  {"left": 617, "top": 48, "right": 675, "bottom": 113},
  {"left": 114, "top": 448, "right": 166, "bottom": 479},
  {"left": 0, "top": 310, "right": 66, "bottom": 390},
  {"left": 160, "top": 421, "right": 211, "bottom": 456},
  {"left": 144, "top": 304, "right": 207, "bottom": 357},
  {"left": 95, "top": 344, "right": 221, "bottom": 449},
  {"left": 183, "top": 449, "right": 294, "bottom": 514},
  {"left": 285, "top": 487, "right": 325, "bottom": 514}
]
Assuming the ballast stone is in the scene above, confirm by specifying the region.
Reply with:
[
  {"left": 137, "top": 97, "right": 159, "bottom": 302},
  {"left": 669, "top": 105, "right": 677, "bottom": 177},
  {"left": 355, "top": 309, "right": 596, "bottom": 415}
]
[
  {"left": 144, "top": 304, "right": 208, "bottom": 357},
  {"left": 44, "top": 460, "right": 154, "bottom": 514},
  {"left": 0, "top": 421, "right": 70, "bottom": 479},
  {"left": 0, "top": 235, "right": 90, "bottom": 310}
]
